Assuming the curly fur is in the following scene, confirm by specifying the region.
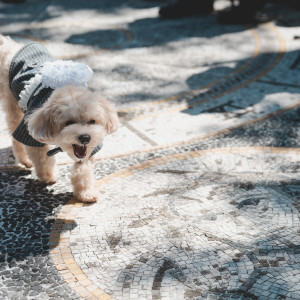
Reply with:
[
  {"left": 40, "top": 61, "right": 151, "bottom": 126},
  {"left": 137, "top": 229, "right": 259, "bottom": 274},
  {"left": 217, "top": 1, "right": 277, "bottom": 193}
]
[{"left": 0, "top": 35, "right": 119, "bottom": 203}]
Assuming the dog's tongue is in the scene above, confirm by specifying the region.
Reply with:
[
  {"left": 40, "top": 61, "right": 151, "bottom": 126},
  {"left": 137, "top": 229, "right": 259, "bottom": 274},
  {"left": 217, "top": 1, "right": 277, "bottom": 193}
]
[{"left": 72, "top": 144, "right": 87, "bottom": 159}]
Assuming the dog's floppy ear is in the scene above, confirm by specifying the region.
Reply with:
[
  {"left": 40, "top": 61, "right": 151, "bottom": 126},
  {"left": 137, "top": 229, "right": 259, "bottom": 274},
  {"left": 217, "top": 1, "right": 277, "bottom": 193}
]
[
  {"left": 105, "top": 105, "right": 119, "bottom": 134},
  {"left": 97, "top": 98, "right": 119, "bottom": 134},
  {"left": 26, "top": 106, "right": 56, "bottom": 142}
]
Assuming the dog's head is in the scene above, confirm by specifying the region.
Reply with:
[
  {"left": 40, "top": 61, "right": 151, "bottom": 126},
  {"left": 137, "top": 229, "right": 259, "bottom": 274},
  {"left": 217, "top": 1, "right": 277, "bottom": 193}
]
[{"left": 26, "top": 86, "right": 118, "bottom": 161}]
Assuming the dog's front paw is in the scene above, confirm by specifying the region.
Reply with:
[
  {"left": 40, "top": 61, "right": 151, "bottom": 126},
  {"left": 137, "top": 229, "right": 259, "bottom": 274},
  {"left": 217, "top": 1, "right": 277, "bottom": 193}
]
[{"left": 75, "top": 189, "right": 99, "bottom": 203}]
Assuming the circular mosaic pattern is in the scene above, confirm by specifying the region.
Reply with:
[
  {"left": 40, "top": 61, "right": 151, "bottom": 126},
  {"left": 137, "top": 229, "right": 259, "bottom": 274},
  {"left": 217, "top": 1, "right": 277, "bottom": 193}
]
[{"left": 52, "top": 147, "right": 300, "bottom": 299}]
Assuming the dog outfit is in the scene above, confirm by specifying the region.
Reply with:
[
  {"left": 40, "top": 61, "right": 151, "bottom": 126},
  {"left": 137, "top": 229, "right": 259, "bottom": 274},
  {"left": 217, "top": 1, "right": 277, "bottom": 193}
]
[{"left": 9, "top": 42, "right": 102, "bottom": 156}]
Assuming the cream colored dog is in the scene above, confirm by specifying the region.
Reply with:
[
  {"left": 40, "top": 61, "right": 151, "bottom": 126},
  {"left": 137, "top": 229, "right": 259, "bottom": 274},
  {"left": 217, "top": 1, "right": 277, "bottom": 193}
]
[{"left": 0, "top": 35, "right": 118, "bottom": 203}]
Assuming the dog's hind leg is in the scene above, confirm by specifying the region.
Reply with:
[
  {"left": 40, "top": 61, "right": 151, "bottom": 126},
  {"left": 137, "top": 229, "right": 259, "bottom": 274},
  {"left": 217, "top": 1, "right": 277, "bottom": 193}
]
[
  {"left": 13, "top": 139, "right": 33, "bottom": 168},
  {"left": 3, "top": 92, "right": 33, "bottom": 168},
  {"left": 0, "top": 35, "right": 30, "bottom": 167},
  {"left": 25, "top": 145, "right": 57, "bottom": 184}
]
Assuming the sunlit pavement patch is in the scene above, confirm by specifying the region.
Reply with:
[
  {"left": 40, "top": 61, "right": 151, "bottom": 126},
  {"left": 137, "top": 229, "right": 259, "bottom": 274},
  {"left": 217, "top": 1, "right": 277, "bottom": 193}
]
[{"left": 51, "top": 147, "right": 300, "bottom": 299}]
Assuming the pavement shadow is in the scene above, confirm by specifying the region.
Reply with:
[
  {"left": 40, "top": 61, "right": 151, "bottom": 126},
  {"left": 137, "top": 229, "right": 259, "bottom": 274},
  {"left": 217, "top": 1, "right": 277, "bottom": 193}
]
[
  {"left": 0, "top": 0, "right": 163, "bottom": 21},
  {"left": 2, "top": 0, "right": 300, "bottom": 47},
  {"left": 180, "top": 50, "right": 300, "bottom": 148},
  {"left": 0, "top": 168, "right": 76, "bottom": 263},
  {"left": 219, "top": 106, "right": 300, "bottom": 148},
  {"left": 66, "top": 15, "right": 245, "bottom": 49},
  {"left": 0, "top": 0, "right": 52, "bottom": 23},
  {"left": 263, "top": 1, "right": 300, "bottom": 27},
  {"left": 183, "top": 48, "right": 300, "bottom": 112},
  {"left": 5, "top": 1, "right": 299, "bottom": 49}
]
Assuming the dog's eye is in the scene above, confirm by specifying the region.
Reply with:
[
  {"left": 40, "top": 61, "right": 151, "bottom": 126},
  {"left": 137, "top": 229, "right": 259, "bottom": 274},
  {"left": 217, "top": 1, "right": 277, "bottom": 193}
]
[
  {"left": 88, "top": 120, "right": 96, "bottom": 125},
  {"left": 65, "top": 121, "right": 75, "bottom": 126}
]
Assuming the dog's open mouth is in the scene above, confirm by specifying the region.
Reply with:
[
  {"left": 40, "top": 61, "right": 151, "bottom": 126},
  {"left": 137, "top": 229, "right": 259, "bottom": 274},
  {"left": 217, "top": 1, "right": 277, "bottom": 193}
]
[{"left": 72, "top": 144, "right": 87, "bottom": 159}]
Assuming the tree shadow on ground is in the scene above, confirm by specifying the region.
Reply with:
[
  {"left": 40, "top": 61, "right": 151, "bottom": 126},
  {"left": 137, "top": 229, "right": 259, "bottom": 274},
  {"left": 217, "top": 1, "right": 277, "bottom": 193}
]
[
  {"left": 0, "top": 168, "right": 75, "bottom": 262},
  {"left": 42, "top": 2, "right": 300, "bottom": 49},
  {"left": 0, "top": 0, "right": 172, "bottom": 30},
  {"left": 66, "top": 15, "right": 244, "bottom": 49},
  {"left": 2, "top": 0, "right": 300, "bottom": 46},
  {"left": 181, "top": 47, "right": 300, "bottom": 113},
  {"left": 215, "top": 106, "right": 300, "bottom": 148}
]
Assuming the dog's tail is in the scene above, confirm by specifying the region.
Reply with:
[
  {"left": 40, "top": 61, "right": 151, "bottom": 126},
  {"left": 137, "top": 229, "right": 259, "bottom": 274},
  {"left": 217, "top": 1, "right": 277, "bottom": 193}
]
[
  {"left": 0, "top": 34, "right": 20, "bottom": 52},
  {"left": 0, "top": 35, "right": 22, "bottom": 86},
  {"left": 0, "top": 34, "right": 5, "bottom": 45}
]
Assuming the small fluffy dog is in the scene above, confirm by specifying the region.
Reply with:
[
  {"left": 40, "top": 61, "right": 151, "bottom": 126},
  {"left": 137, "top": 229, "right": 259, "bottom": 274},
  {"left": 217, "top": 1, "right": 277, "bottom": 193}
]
[{"left": 0, "top": 35, "right": 118, "bottom": 202}]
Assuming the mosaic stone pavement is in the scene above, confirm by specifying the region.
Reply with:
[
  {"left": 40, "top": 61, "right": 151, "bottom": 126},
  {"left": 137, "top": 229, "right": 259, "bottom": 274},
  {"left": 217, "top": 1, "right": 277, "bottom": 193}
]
[{"left": 0, "top": 0, "right": 300, "bottom": 299}]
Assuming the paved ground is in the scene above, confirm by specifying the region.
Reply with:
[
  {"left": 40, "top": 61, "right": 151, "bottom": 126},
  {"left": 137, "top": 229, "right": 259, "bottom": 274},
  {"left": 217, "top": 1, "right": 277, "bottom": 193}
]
[{"left": 0, "top": 0, "right": 300, "bottom": 299}]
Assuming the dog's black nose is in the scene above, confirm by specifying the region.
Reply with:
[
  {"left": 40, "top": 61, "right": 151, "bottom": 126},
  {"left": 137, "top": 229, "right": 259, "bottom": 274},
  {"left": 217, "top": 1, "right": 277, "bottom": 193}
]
[{"left": 77, "top": 134, "right": 91, "bottom": 145}]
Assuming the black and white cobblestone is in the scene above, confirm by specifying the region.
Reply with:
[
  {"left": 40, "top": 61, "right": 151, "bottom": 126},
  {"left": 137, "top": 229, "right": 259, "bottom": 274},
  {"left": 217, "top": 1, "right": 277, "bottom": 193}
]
[
  {"left": 0, "top": 0, "right": 300, "bottom": 299},
  {"left": 71, "top": 145, "right": 300, "bottom": 299},
  {"left": 0, "top": 169, "right": 79, "bottom": 299}
]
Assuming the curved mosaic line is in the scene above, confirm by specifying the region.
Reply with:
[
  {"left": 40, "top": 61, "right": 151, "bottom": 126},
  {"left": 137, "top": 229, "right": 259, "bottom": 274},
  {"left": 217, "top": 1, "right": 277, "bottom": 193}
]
[
  {"left": 95, "top": 100, "right": 300, "bottom": 162},
  {"left": 1, "top": 100, "right": 298, "bottom": 171},
  {"left": 50, "top": 147, "right": 300, "bottom": 299},
  {"left": 0, "top": 96, "right": 298, "bottom": 171},
  {"left": 119, "top": 23, "right": 286, "bottom": 122}
]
